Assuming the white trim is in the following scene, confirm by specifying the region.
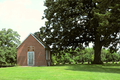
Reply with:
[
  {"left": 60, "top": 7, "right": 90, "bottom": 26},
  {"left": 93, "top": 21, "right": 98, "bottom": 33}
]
[
  {"left": 17, "top": 33, "right": 45, "bottom": 49},
  {"left": 27, "top": 51, "right": 34, "bottom": 66},
  {"left": 46, "top": 50, "right": 50, "bottom": 60},
  {"left": 31, "top": 34, "right": 45, "bottom": 48}
]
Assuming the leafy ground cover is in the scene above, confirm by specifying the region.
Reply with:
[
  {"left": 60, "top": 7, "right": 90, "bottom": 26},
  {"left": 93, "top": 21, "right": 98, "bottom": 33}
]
[{"left": 0, "top": 64, "right": 120, "bottom": 80}]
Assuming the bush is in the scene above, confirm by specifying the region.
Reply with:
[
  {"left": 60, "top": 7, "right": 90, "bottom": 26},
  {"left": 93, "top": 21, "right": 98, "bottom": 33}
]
[
  {"left": 112, "top": 52, "right": 119, "bottom": 64},
  {"left": 51, "top": 55, "right": 57, "bottom": 65},
  {"left": 51, "top": 48, "right": 119, "bottom": 65}
]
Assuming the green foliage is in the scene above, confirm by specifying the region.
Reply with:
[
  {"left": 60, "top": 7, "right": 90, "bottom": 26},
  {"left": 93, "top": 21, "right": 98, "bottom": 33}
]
[
  {"left": 51, "top": 55, "right": 57, "bottom": 65},
  {"left": 51, "top": 47, "right": 120, "bottom": 65},
  {"left": 40, "top": 0, "right": 120, "bottom": 64},
  {"left": 101, "top": 49, "right": 120, "bottom": 63},
  {"left": 112, "top": 52, "right": 119, "bottom": 62},
  {"left": 51, "top": 48, "right": 95, "bottom": 64},
  {"left": 101, "top": 49, "right": 108, "bottom": 62},
  {"left": 0, "top": 28, "right": 20, "bottom": 65},
  {"left": 84, "top": 48, "right": 93, "bottom": 63},
  {"left": 105, "top": 49, "right": 112, "bottom": 62}
]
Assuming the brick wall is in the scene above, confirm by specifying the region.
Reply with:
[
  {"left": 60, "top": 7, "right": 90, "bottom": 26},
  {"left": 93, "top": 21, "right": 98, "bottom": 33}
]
[{"left": 17, "top": 34, "right": 47, "bottom": 66}]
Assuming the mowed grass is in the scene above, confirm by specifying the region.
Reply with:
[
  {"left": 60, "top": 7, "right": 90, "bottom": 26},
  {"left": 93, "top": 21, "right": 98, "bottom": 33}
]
[{"left": 0, "top": 64, "right": 120, "bottom": 80}]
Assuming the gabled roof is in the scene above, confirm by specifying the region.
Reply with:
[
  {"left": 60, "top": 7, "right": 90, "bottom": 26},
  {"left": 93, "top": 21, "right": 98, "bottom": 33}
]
[{"left": 17, "top": 33, "right": 50, "bottom": 49}]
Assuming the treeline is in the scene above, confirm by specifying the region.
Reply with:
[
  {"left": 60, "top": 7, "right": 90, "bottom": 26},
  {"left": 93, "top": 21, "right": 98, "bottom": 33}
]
[
  {"left": 51, "top": 48, "right": 120, "bottom": 65},
  {"left": 0, "top": 28, "right": 20, "bottom": 66}
]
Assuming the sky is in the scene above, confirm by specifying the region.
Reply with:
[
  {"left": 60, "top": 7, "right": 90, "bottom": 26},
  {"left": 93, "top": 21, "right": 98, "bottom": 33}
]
[
  {"left": 0, "top": 0, "right": 46, "bottom": 42},
  {"left": 0, "top": 0, "right": 94, "bottom": 47}
]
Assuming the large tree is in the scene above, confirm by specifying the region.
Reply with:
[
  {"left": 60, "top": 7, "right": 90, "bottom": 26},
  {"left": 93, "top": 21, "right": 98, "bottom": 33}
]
[
  {"left": 0, "top": 28, "right": 20, "bottom": 65},
  {"left": 40, "top": 0, "right": 120, "bottom": 64}
]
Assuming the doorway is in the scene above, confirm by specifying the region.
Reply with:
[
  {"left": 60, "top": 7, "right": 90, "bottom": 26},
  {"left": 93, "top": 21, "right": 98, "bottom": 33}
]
[{"left": 27, "top": 51, "right": 34, "bottom": 66}]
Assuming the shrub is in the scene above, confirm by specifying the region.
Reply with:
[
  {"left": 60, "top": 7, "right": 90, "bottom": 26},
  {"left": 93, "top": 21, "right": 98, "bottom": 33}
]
[{"left": 51, "top": 55, "right": 57, "bottom": 65}]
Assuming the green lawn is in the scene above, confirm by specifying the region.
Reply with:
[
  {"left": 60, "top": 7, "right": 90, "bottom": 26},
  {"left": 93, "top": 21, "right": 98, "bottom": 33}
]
[{"left": 0, "top": 64, "right": 120, "bottom": 80}]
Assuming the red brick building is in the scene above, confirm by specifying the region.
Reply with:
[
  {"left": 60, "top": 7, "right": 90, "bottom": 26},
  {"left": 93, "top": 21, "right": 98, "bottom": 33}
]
[{"left": 17, "top": 33, "right": 51, "bottom": 66}]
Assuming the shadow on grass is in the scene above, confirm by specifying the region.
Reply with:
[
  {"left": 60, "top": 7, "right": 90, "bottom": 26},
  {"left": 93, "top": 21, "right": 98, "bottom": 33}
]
[
  {"left": 0, "top": 65, "right": 15, "bottom": 68},
  {"left": 64, "top": 64, "right": 120, "bottom": 74}
]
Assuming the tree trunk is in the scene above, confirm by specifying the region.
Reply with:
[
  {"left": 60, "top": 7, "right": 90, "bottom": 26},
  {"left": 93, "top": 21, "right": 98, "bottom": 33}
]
[
  {"left": 76, "top": 62, "right": 78, "bottom": 64},
  {"left": 92, "top": 36, "right": 103, "bottom": 64},
  {"left": 112, "top": 61, "right": 114, "bottom": 64},
  {"left": 106, "top": 61, "right": 108, "bottom": 64},
  {"left": 82, "top": 62, "right": 83, "bottom": 64},
  {"left": 69, "top": 62, "right": 71, "bottom": 64}
]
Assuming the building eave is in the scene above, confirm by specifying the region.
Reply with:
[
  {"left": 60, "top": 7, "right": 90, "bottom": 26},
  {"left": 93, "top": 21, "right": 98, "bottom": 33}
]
[{"left": 17, "top": 33, "right": 45, "bottom": 49}]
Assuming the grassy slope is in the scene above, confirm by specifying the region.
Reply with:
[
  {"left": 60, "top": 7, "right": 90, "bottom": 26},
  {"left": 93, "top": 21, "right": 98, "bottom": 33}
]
[{"left": 0, "top": 64, "right": 120, "bottom": 80}]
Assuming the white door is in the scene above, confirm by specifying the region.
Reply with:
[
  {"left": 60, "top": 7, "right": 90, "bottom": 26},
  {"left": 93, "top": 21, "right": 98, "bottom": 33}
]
[{"left": 27, "top": 52, "right": 34, "bottom": 66}]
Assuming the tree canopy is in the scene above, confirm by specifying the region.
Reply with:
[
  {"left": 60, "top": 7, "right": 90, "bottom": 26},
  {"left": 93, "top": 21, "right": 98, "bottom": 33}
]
[
  {"left": 0, "top": 28, "right": 20, "bottom": 65},
  {"left": 40, "top": 0, "right": 120, "bottom": 64}
]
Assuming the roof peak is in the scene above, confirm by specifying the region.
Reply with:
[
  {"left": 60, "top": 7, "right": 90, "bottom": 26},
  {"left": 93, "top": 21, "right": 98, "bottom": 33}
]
[{"left": 17, "top": 33, "right": 46, "bottom": 49}]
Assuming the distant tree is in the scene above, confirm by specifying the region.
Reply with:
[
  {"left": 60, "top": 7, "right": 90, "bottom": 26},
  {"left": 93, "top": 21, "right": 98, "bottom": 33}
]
[
  {"left": 84, "top": 48, "right": 93, "bottom": 64},
  {"left": 101, "top": 49, "right": 108, "bottom": 62},
  {"left": 118, "top": 53, "right": 120, "bottom": 63},
  {"left": 74, "top": 48, "right": 82, "bottom": 64},
  {"left": 51, "top": 54, "right": 57, "bottom": 65},
  {"left": 0, "top": 28, "right": 20, "bottom": 65},
  {"left": 112, "top": 52, "right": 119, "bottom": 64},
  {"left": 105, "top": 49, "right": 112, "bottom": 63}
]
